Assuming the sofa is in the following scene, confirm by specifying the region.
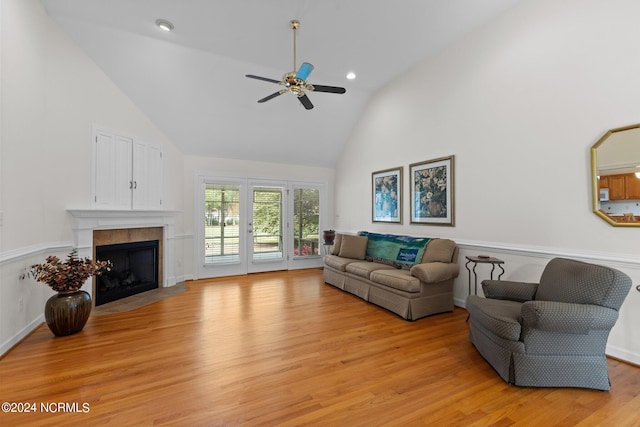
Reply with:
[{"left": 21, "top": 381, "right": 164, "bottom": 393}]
[{"left": 323, "top": 232, "right": 460, "bottom": 320}]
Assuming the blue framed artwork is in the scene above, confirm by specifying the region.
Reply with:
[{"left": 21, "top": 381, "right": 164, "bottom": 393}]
[{"left": 372, "top": 167, "right": 402, "bottom": 223}]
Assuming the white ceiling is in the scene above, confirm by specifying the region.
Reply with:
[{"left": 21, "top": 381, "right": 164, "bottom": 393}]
[{"left": 41, "top": 0, "right": 523, "bottom": 167}]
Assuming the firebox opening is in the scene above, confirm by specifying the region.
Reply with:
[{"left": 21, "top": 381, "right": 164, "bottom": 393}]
[{"left": 95, "top": 240, "right": 159, "bottom": 306}]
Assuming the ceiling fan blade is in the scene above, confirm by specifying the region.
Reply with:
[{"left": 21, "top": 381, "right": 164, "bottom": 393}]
[
  {"left": 246, "top": 74, "right": 281, "bottom": 84},
  {"left": 311, "top": 85, "right": 346, "bottom": 94},
  {"left": 294, "top": 62, "right": 314, "bottom": 81},
  {"left": 257, "top": 90, "right": 286, "bottom": 103},
  {"left": 298, "top": 94, "right": 314, "bottom": 110}
]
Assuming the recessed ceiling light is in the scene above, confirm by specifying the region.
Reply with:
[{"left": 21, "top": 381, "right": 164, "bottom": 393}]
[
  {"left": 346, "top": 72, "right": 356, "bottom": 80},
  {"left": 155, "top": 19, "right": 174, "bottom": 32}
]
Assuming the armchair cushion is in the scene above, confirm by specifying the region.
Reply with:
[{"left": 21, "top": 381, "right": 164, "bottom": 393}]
[
  {"left": 482, "top": 280, "right": 538, "bottom": 302},
  {"left": 466, "top": 295, "right": 522, "bottom": 341}
]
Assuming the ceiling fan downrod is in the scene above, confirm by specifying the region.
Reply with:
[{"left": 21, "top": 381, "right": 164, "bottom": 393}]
[{"left": 290, "top": 20, "right": 299, "bottom": 73}]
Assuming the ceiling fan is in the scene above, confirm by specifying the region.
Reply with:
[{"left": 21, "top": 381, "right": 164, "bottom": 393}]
[{"left": 246, "top": 20, "right": 346, "bottom": 110}]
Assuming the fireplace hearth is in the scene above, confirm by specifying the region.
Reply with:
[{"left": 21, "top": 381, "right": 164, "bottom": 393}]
[{"left": 95, "top": 240, "right": 159, "bottom": 306}]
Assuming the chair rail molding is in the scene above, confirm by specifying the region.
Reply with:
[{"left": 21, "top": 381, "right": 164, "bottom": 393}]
[
  {"left": 0, "top": 243, "right": 74, "bottom": 265},
  {"left": 454, "top": 239, "right": 640, "bottom": 269}
]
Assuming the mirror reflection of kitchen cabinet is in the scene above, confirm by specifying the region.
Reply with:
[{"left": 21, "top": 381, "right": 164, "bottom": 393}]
[
  {"left": 605, "top": 173, "right": 640, "bottom": 200},
  {"left": 627, "top": 174, "right": 640, "bottom": 199},
  {"left": 598, "top": 176, "right": 609, "bottom": 190},
  {"left": 608, "top": 175, "right": 626, "bottom": 200}
]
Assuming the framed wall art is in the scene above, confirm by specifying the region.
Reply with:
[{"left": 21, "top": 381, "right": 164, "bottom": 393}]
[
  {"left": 410, "top": 155, "right": 455, "bottom": 226},
  {"left": 372, "top": 167, "right": 402, "bottom": 223}
]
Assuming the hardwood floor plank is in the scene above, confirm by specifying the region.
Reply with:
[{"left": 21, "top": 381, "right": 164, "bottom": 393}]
[{"left": 1, "top": 268, "right": 639, "bottom": 426}]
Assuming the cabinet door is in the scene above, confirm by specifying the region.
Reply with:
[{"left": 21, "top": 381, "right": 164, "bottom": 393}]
[
  {"left": 94, "top": 128, "right": 163, "bottom": 210},
  {"left": 608, "top": 175, "right": 626, "bottom": 200},
  {"left": 131, "top": 141, "right": 148, "bottom": 210},
  {"left": 625, "top": 174, "right": 640, "bottom": 199},
  {"left": 132, "top": 140, "right": 163, "bottom": 210},
  {"left": 147, "top": 144, "right": 163, "bottom": 209},
  {"left": 598, "top": 176, "right": 609, "bottom": 190},
  {"left": 94, "top": 131, "right": 132, "bottom": 209}
]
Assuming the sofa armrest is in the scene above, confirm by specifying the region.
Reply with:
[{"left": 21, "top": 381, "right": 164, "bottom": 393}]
[
  {"left": 482, "top": 280, "right": 538, "bottom": 302},
  {"left": 411, "top": 262, "right": 459, "bottom": 284},
  {"left": 520, "top": 300, "right": 619, "bottom": 334}
]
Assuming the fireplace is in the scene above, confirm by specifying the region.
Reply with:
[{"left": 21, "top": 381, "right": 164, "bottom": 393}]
[
  {"left": 95, "top": 240, "right": 159, "bottom": 306},
  {"left": 68, "top": 210, "right": 178, "bottom": 304},
  {"left": 92, "top": 226, "right": 164, "bottom": 306}
]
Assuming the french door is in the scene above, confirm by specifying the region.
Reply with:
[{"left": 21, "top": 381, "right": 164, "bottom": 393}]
[
  {"left": 196, "top": 177, "right": 325, "bottom": 279},
  {"left": 247, "top": 181, "right": 288, "bottom": 273}
]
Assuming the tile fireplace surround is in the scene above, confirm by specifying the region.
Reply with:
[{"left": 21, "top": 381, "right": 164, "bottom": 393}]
[{"left": 67, "top": 210, "right": 178, "bottom": 302}]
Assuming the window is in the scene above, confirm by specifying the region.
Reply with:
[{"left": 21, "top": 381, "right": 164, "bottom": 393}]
[
  {"left": 204, "top": 183, "right": 240, "bottom": 263},
  {"left": 292, "top": 187, "right": 320, "bottom": 257}
]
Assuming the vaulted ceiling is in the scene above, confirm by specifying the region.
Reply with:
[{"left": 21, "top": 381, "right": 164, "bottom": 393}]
[{"left": 41, "top": 0, "right": 522, "bottom": 167}]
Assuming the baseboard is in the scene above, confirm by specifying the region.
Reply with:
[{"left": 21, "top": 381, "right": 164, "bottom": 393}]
[
  {"left": 0, "top": 314, "right": 45, "bottom": 358},
  {"left": 171, "top": 274, "right": 194, "bottom": 284},
  {"left": 606, "top": 344, "right": 640, "bottom": 367}
]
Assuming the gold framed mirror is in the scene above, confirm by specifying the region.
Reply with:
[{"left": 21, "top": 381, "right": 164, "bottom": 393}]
[{"left": 591, "top": 123, "right": 640, "bottom": 227}]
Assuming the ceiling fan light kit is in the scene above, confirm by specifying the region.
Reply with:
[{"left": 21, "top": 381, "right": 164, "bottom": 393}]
[{"left": 245, "top": 20, "right": 346, "bottom": 110}]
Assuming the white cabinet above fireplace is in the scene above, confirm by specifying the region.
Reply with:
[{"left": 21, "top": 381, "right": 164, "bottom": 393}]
[{"left": 93, "top": 127, "right": 163, "bottom": 210}]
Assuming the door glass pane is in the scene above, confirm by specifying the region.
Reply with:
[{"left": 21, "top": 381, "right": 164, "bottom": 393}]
[
  {"left": 252, "top": 187, "right": 283, "bottom": 261},
  {"left": 204, "top": 183, "right": 240, "bottom": 264},
  {"left": 293, "top": 188, "right": 320, "bottom": 257}
]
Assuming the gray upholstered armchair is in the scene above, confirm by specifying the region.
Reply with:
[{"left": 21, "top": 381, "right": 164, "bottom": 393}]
[{"left": 466, "top": 257, "right": 632, "bottom": 390}]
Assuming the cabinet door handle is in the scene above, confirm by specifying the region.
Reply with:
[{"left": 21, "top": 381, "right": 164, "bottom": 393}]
[
  {"left": 134, "top": 181, "right": 137, "bottom": 189},
  {"left": 129, "top": 181, "right": 133, "bottom": 189}
]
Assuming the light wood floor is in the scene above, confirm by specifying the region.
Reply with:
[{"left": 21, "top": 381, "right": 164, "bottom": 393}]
[{"left": 1, "top": 268, "right": 639, "bottom": 426}]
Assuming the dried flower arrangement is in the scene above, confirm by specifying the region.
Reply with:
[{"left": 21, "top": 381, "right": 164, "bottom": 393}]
[{"left": 26, "top": 250, "right": 111, "bottom": 293}]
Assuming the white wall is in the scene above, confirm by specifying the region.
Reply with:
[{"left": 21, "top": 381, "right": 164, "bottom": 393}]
[
  {"left": 335, "top": 0, "right": 640, "bottom": 364},
  {"left": 0, "top": 0, "right": 185, "bottom": 354}
]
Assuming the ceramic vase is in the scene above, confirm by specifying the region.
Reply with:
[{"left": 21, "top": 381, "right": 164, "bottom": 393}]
[
  {"left": 44, "top": 290, "right": 92, "bottom": 337},
  {"left": 322, "top": 229, "right": 336, "bottom": 245}
]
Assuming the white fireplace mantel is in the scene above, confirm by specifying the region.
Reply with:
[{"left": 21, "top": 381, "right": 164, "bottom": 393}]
[{"left": 67, "top": 209, "right": 179, "bottom": 288}]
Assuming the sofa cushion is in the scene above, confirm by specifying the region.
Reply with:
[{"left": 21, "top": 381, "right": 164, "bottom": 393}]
[
  {"left": 346, "top": 261, "right": 396, "bottom": 279},
  {"left": 331, "top": 233, "right": 343, "bottom": 255},
  {"left": 370, "top": 269, "right": 421, "bottom": 293},
  {"left": 338, "top": 235, "right": 368, "bottom": 260},
  {"left": 324, "top": 254, "right": 360, "bottom": 272},
  {"left": 422, "top": 238, "right": 456, "bottom": 263}
]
